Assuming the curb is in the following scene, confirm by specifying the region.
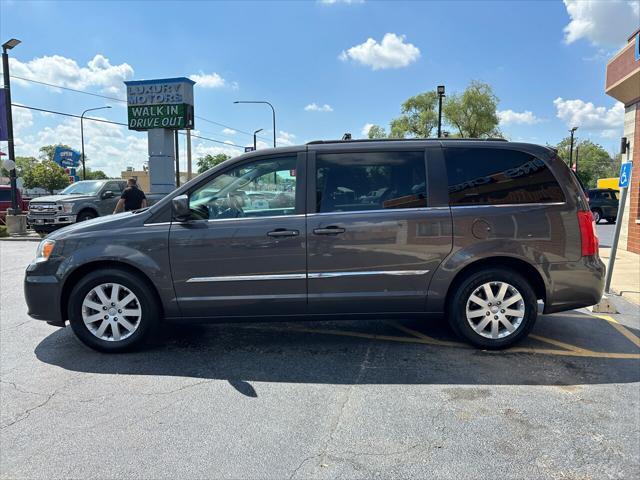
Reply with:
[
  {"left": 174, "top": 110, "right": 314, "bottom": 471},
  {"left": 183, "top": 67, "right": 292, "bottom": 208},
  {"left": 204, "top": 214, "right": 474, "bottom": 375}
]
[{"left": 0, "top": 235, "right": 42, "bottom": 242}]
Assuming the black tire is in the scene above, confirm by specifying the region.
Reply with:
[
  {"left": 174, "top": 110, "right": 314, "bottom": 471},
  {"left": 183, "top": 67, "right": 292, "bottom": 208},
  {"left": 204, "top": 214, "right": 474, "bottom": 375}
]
[
  {"left": 447, "top": 268, "right": 538, "bottom": 349},
  {"left": 605, "top": 217, "right": 616, "bottom": 224},
  {"left": 591, "top": 209, "right": 602, "bottom": 224},
  {"left": 77, "top": 210, "right": 97, "bottom": 222},
  {"left": 68, "top": 268, "right": 159, "bottom": 352}
]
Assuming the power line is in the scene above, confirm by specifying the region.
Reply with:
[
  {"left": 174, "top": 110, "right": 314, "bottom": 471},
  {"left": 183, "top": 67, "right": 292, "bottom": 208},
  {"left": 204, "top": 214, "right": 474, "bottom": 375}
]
[
  {"left": 11, "top": 103, "right": 245, "bottom": 149},
  {"left": 9, "top": 74, "right": 270, "bottom": 141}
]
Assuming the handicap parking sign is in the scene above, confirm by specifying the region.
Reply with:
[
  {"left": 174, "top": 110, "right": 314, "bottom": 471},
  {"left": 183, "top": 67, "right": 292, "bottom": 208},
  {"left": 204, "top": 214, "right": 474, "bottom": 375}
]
[{"left": 619, "top": 162, "right": 632, "bottom": 188}]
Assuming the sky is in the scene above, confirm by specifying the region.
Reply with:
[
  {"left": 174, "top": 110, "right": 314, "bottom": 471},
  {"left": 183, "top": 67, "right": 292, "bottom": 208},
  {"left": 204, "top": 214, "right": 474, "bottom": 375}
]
[{"left": 0, "top": 0, "right": 638, "bottom": 177}]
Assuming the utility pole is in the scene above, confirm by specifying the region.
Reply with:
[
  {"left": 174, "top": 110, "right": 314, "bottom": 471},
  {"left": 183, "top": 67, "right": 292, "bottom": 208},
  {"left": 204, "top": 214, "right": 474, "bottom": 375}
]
[
  {"left": 437, "top": 85, "right": 445, "bottom": 138},
  {"left": 174, "top": 130, "right": 180, "bottom": 187},
  {"left": 81, "top": 105, "right": 111, "bottom": 180},
  {"left": 2, "top": 38, "right": 21, "bottom": 215},
  {"left": 569, "top": 127, "right": 578, "bottom": 169},
  {"left": 574, "top": 146, "right": 579, "bottom": 173},
  {"left": 186, "top": 129, "right": 192, "bottom": 180},
  {"left": 253, "top": 128, "right": 263, "bottom": 151},
  {"left": 234, "top": 101, "right": 276, "bottom": 147}
]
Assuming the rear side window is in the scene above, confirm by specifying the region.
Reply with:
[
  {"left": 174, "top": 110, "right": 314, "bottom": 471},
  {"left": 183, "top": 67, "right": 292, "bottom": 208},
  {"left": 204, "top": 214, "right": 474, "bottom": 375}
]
[
  {"left": 445, "top": 147, "right": 565, "bottom": 206},
  {"left": 315, "top": 151, "right": 427, "bottom": 213},
  {"left": 0, "top": 190, "right": 10, "bottom": 202}
]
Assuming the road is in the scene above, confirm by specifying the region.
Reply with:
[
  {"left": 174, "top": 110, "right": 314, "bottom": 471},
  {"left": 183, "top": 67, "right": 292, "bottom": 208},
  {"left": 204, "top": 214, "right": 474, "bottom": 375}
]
[{"left": 1, "top": 241, "right": 639, "bottom": 479}]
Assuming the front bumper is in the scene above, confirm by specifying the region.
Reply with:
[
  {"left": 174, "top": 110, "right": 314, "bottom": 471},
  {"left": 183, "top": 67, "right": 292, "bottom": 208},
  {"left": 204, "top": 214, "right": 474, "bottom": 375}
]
[
  {"left": 24, "top": 263, "right": 64, "bottom": 325},
  {"left": 27, "top": 214, "right": 76, "bottom": 228}
]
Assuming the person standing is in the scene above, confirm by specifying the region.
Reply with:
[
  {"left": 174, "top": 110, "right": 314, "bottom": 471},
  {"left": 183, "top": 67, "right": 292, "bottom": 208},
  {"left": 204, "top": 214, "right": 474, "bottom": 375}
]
[{"left": 114, "top": 178, "right": 147, "bottom": 213}]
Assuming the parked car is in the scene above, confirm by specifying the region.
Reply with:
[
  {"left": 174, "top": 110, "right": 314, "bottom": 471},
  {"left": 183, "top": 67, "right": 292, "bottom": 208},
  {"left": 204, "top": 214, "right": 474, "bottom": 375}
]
[
  {"left": 587, "top": 188, "right": 619, "bottom": 224},
  {"left": 0, "top": 185, "right": 30, "bottom": 224},
  {"left": 24, "top": 139, "right": 604, "bottom": 352},
  {"left": 27, "top": 180, "right": 163, "bottom": 234}
]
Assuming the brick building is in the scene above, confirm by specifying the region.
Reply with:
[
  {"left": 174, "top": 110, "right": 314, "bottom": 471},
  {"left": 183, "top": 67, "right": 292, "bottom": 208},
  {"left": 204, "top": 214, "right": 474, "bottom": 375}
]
[{"left": 605, "top": 29, "right": 640, "bottom": 254}]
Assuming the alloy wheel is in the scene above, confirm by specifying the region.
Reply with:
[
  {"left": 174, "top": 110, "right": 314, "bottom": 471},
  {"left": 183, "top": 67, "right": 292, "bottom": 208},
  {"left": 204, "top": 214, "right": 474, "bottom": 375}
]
[
  {"left": 465, "top": 281, "right": 525, "bottom": 340},
  {"left": 81, "top": 283, "right": 142, "bottom": 342}
]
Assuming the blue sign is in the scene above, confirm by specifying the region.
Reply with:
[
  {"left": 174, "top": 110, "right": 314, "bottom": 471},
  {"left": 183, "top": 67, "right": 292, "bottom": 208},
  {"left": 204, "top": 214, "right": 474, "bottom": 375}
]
[
  {"left": 619, "top": 162, "right": 632, "bottom": 188},
  {"left": 53, "top": 146, "right": 81, "bottom": 168},
  {"left": 0, "top": 89, "right": 8, "bottom": 142}
]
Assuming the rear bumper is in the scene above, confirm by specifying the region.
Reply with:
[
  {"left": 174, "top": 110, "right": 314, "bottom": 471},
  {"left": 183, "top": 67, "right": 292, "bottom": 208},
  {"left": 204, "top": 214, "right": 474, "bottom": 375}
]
[
  {"left": 543, "top": 256, "right": 605, "bottom": 314},
  {"left": 24, "top": 268, "right": 64, "bottom": 325}
]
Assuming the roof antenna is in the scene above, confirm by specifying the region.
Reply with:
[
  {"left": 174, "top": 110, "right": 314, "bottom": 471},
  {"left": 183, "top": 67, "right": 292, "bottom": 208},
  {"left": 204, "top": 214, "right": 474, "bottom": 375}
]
[{"left": 342, "top": 133, "right": 352, "bottom": 141}]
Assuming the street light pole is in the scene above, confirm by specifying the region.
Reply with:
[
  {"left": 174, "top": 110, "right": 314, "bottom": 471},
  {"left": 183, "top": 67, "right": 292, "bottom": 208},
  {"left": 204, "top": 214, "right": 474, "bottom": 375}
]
[
  {"left": 234, "top": 101, "right": 276, "bottom": 148},
  {"left": 2, "top": 38, "right": 21, "bottom": 214},
  {"left": 81, "top": 105, "right": 111, "bottom": 180},
  {"left": 569, "top": 127, "right": 578, "bottom": 170},
  {"left": 253, "top": 128, "right": 263, "bottom": 151},
  {"left": 437, "top": 85, "right": 445, "bottom": 139}
]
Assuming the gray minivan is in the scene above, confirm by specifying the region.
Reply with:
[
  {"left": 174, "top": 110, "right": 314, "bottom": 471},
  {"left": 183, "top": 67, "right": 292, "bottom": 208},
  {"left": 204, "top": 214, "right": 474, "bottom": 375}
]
[{"left": 25, "top": 139, "right": 604, "bottom": 352}]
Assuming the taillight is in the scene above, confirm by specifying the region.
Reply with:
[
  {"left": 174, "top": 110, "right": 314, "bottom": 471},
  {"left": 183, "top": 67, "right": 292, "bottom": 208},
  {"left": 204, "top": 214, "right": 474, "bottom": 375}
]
[{"left": 577, "top": 211, "right": 599, "bottom": 256}]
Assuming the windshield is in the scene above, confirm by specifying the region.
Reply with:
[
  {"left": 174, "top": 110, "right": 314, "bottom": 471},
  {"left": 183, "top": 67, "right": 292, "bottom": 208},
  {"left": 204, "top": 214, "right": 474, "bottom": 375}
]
[{"left": 60, "top": 181, "right": 106, "bottom": 196}]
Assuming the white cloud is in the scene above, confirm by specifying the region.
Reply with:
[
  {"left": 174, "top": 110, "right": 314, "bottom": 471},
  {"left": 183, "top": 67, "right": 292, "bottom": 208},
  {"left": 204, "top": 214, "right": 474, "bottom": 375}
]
[
  {"left": 563, "top": 0, "right": 639, "bottom": 46},
  {"left": 305, "top": 103, "right": 334, "bottom": 112},
  {"left": 189, "top": 72, "right": 226, "bottom": 88},
  {"left": 553, "top": 97, "right": 625, "bottom": 137},
  {"left": 14, "top": 116, "right": 148, "bottom": 176},
  {"left": 339, "top": 33, "right": 420, "bottom": 70},
  {"left": 10, "top": 54, "right": 133, "bottom": 96},
  {"left": 277, "top": 131, "right": 296, "bottom": 146},
  {"left": 222, "top": 128, "right": 237, "bottom": 135},
  {"left": 497, "top": 110, "right": 541, "bottom": 126},
  {"left": 12, "top": 105, "right": 34, "bottom": 135},
  {"left": 361, "top": 123, "right": 374, "bottom": 136}
]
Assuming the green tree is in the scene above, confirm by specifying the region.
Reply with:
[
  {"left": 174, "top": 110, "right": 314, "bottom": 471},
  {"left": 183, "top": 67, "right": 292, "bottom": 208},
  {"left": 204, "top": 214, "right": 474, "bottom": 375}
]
[
  {"left": 443, "top": 81, "right": 500, "bottom": 138},
  {"left": 555, "top": 138, "right": 619, "bottom": 188},
  {"left": 0, "top": 156, "right": 38, "bottom": 178},
  {"left": 197, "top": 153, "right": 231, "bottom": 174},
  {"left": 387, "top": 91, "right": 439, "bottom": 139},
  {"left": 367, "top": 125, "right": 388, "bottom": 139},
  {"left": 23, "top": 161, "right": 69, "bottom": 194},
  {"left": 84, "top": 169, "right": 109, "bottom": 180}
]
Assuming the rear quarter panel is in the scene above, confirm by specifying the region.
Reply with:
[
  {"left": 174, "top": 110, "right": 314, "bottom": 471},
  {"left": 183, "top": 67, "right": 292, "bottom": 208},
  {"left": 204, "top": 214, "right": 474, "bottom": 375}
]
[{"left": 426, "top": 145, "right": 586, "bottom": 312}]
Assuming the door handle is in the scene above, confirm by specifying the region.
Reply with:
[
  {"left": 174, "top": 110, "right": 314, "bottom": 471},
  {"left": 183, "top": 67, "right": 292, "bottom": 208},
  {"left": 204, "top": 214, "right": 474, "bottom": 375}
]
[
  {"left": 267, "top": 229, "right": 299, "bottom": 238},
  {"left": 313, "top": 226, "right": 346, "bottom": 235}
]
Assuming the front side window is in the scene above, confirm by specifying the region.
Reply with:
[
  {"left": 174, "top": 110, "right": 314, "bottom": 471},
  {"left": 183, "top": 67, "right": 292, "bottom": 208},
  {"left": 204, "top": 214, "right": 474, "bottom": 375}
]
[
  {"left": 189, "top": 156, "right": 297, "bottom": 220},
  {"left": 315, "top": 151, "right": 427, "bottom": 213},
  {"left": 445, "top": 148, "right": 565, "bottom": 206}
]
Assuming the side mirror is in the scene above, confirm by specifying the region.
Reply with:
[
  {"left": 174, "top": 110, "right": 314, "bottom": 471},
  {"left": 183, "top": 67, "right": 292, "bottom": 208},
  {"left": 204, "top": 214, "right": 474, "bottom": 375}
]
[
  {"left": 102, "top": 190, "right": 114, "bottom": 199},
  {"left": 172, "top": 194, "right": 190, "bottom": 219}
]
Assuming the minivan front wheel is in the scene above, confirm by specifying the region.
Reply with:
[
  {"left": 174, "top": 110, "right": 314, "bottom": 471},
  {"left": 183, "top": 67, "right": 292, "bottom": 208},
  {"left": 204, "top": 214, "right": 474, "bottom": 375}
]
[
  {"left": 68, "top": 269, "right": 159, "bottom": 352},
  {"left": 448, "top": 268, "right": 537, "bottom": 349}
]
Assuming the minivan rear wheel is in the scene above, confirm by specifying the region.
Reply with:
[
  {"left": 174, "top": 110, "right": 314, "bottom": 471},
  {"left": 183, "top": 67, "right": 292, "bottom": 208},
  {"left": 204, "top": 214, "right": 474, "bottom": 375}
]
[
  {"left": 447, "top": 268, "right": 537, "bottom": 349},
  {"left": 591, "top": 209, "right": 602, "bottom": 224},
  {"left": 68, "top": 268, "right": 159, "bottom": 352}
]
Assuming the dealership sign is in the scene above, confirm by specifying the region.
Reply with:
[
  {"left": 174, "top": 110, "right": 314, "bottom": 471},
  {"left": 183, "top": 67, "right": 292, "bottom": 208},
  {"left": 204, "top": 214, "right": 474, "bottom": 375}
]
[
  {"left": 52, "top": 146, "right": 81, "bottom": 168},
  {"left": 124, "top": 77, "right": 195, "bottom": 131}
]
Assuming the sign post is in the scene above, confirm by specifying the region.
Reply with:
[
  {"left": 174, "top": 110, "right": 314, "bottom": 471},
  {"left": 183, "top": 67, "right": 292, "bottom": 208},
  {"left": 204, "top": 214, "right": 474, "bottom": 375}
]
[
  {"left": 603, "top": 141, "right": 632, "bottom": 294},
  {"left": 124, "top": 77, "right": 195, "bottom": 194}
]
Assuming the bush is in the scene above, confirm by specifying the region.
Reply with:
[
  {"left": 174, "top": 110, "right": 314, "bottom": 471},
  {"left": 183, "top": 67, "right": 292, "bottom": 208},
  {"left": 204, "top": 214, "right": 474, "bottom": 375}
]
[{"left": 0, "top": 226, "right": 8, "bottom": 238}]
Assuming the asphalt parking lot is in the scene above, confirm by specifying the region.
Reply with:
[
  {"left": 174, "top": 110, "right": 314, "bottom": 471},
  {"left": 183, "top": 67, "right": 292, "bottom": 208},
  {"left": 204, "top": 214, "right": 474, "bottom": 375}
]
[{"left": 1, "top": 241, "right": 639, "bottom": 479}]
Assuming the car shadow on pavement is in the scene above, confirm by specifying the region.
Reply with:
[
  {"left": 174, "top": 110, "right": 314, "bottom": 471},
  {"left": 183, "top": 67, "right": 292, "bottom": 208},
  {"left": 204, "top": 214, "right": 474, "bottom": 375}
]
[{"left": 34, "top": 314, "right": 640, "bottom": 393}]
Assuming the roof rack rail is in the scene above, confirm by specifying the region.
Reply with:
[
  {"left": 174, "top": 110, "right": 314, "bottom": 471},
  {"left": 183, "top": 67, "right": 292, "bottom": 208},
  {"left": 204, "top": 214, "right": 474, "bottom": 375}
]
[{"left": 306, "top": 137, "right": 508, "bottom": 145}]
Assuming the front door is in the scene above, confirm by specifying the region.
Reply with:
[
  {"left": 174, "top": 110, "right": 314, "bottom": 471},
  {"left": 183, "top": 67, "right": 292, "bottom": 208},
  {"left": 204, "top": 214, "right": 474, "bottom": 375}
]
[
  {"left": 169, "top": 153, "right": 307, "bottom": 318},
  {"left": 306, "top": 148, "right": 452, "bottom": 314}
]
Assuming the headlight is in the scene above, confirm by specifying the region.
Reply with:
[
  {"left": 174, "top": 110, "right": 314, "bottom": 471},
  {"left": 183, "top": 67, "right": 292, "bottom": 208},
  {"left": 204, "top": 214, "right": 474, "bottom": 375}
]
[
  {"left": 35, "top": 239, "right": 56, "bottom": 263},
  {"left": 61, "top": 203, "right": 74, "bottom": 213}
]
